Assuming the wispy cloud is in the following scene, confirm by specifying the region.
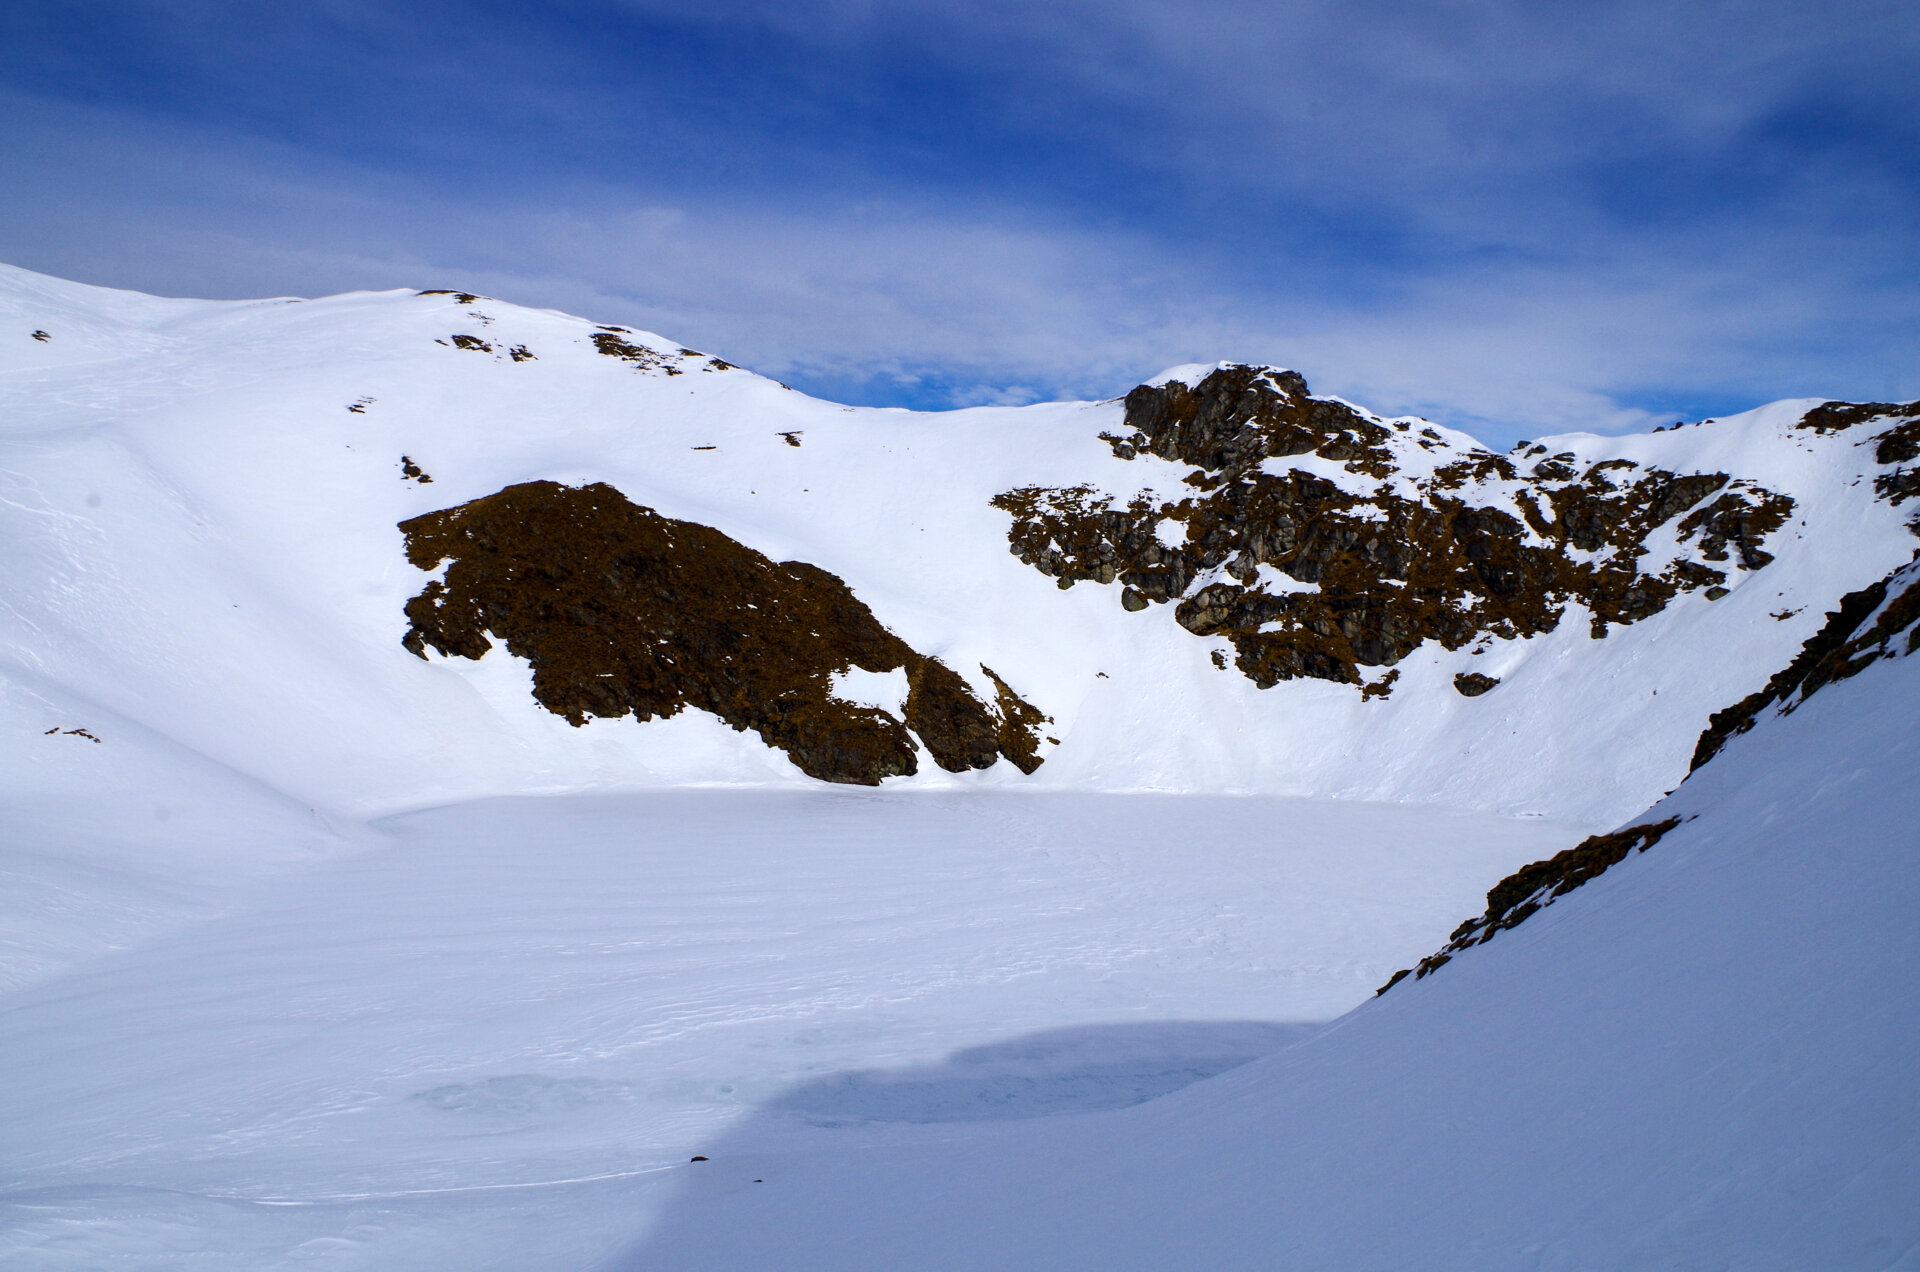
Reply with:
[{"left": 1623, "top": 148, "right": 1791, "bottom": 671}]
[{"left": 2, "top": 2, "right": 1914, "bottom": 443}]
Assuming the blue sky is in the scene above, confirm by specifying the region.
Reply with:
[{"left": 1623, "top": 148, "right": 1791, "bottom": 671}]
[{"left": 3, "top": 0, "right": 1915, "bottom": 442}]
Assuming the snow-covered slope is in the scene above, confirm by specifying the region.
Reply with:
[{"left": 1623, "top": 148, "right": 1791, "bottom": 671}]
[
  {"left": 4, "top": 262, "right": 1916, "bottom": 828},
  {"left": 0, "top": 794, "right": 1585, "bottom": 1269},
  {"left": 608, "top": 553, "right": 1920, "bottom": 1272},
  {"left": 3, "top": 264, "right": 1915, "bottom": 1269},
  {"left": 6, "top": 533, "right": 1904, "bottom": 1271}
]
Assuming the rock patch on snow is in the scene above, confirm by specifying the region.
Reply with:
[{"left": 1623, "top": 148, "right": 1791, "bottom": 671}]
[
  {"left": 1792, "top": 397, "right": 1920, "bottom": 521},
  {"left": 1389, "top": 529, "right": 1920, "bottom": 996},
  {"left": 1378, "top": 816, "right": 1682, "bottom": 994},
  {"left": 1692, "top": 551, "right": 1920, "bottom": 771},
  {"left": 399, "top": 480, "right": 1047, "bottom": 784},
  {"left": 993, "top": 365, "right": 1797, "bottom": 692}
]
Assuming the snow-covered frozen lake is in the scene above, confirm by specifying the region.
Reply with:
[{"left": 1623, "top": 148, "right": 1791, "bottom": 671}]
[{"left": 0, "top": 792, "right": 1578, "bottom": 1268}]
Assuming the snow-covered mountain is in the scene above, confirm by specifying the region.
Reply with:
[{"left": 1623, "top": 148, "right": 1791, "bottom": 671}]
[
  {"left": 5, "top": 262, "right": 1917, "bottom": 826},
  {"left": 4, "top": 264, "right": 1916, "bottom": 1270}
]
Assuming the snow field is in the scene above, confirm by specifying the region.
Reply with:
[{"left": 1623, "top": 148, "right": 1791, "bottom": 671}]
[
  {"left": 0, "top": 792, "right": 1580, "bottom": 1268},
  {"left": 622, "top": 618, "right": 1920, "bottom": 1272},
  {"left": 4, "top": 264, "right": 1917, "bottom": 1270}
]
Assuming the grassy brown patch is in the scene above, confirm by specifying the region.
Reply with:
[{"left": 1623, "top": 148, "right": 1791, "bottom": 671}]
[{"left": 400, "top": 481, "right": 1046, "bottom": 785}]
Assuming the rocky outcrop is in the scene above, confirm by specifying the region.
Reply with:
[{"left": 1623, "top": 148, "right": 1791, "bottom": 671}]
[
  {"left": 1452, "top": 672, "right": 1499, "bottom": 697},
  {"left": 981, "top": 666, "right": 1051, "bottom": 774},
  {"left": 400, "top": 481, "right": 1046, "bottom": 784},
  {"left": 592, "top": 327, "right": 737, "bottom": 375},
  {"left": 1690, "top": 553, "right": 1920, "bottom": 771},
  {"left": 1386, "top": 527, "right": 1920, "bottom": 997},
  {"left": 1684, "top": 398, "right": 1920, "bottom": 771},
  {"left": 1376, "top": 817, "right": 1682, "bottom": 994},
  {"left": 1794, "top": 398, "right": 1920, "bottom": 517},
  {"left": 994, "top": 365, "right": 1795, "bottom": 692}
]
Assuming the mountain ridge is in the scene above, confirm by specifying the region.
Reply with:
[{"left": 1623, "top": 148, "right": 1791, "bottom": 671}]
[{"left": 3, "top": 261, "right": 1915, "bottom": 826}]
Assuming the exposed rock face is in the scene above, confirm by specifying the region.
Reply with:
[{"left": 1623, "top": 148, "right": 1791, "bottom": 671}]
[
  {"left": 1794, "top": 398, "right": 1920, "bottom": 519},
  {"left": 400, "top": 481, "right": 1046, "bottom": 785},
  {"left": 1795, "top": 398, "right": 1920, "bottom": 438},
  {"left": 1691, "top": 553, "right": 1920, "bottom": 772},
  {"left": 1678, "top": 399, "right": 1920, "bottom": 773},
  {"left": 1386, "top": 526, "right": 1920, "bottom": 998},
  {"left": 591, "top": 328, "right": 684, "bottom": 374},
  {"left": 1376, "top": 817, "right": 1682, "bottom": 994},
  {"left": 592, "top": 327, "right": 737, "bottom": 375},
  {"left": 981, "top": 666, "right": 1050, "bottom": 773},
  {"left": 993, "top": 365, "right": 1796, "bottom": 692}
]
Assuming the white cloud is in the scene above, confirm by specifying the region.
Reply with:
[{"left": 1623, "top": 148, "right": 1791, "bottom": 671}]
[{"left": 1, "top": 67, "right": 1913, "bottom": 448}]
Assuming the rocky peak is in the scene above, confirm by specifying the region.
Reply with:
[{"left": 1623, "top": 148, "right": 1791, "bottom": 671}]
[
  {"left": 1106, "top": 365, "right": 1389, "bottom": 480},
  {"left": 995, "top": 364, "right": 1798, "bottom": 693}
]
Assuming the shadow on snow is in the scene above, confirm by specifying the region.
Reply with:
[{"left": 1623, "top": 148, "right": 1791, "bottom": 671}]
[{"left": 602, "top": 1018, "right": 1323, "bottom": 1269}]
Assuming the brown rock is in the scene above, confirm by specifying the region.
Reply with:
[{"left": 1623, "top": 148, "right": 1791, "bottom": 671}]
[
  {"left": 992, "top": 364, "right": 1797, "bottom": 696},
  {"left": 1452, "top": 672, "right": 1499, "bottom": 697},
  {"left": 400, "top": 481, "right": 1047, "bottom": 785}
]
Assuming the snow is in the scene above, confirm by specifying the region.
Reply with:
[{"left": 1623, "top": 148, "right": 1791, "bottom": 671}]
[
  {"left": 827, "top": 665, "right": 911, "bottom": 715},
  {"left": 621, "top": 602, "right": 1920, "bottom": 1271},
  {"left": 0, "top": 794, "right": 1579, "bottom": 1268},
  {"left": 7, "top": 617, "right": 1914, "bottom": 1269},
  {"left": 3, "top": 263, "right": 1913, "bottom": 827},
  {"left": 2, "top": 264, "right": 1915, "bottom": 1268}
]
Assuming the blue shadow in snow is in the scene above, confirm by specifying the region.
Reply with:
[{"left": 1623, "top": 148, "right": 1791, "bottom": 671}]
[
  {"left": 601, "top": 1020, "right": 1323, "bottom": 1269},
  {"left": 760, "top": 1020, "right": 1315, "bottom": 1126}
]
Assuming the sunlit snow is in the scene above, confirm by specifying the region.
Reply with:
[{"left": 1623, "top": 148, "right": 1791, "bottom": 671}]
[{"left": 2, "top": 265, "right": 1914, "bottom": 1270}]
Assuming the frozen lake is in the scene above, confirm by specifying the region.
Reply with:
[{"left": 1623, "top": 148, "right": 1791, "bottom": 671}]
[{"left": 0, "top": 792, "right": 1580, "bottom": 1268}]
